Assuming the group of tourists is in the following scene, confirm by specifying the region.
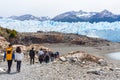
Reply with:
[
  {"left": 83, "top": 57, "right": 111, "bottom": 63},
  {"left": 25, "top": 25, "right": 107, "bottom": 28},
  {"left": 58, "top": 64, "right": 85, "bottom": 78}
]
[
  {"left": 29, "top": 47, "right": 60, "bottom": 64},
  {"left": 3, "top": 44, "right": 59, "bottom": 74}
]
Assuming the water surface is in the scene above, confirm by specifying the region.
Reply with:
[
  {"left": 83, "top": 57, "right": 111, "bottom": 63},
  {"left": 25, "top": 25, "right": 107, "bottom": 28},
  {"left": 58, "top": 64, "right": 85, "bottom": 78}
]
[{"left": 107, "top": 52, "right": 120, "bottom": 60}]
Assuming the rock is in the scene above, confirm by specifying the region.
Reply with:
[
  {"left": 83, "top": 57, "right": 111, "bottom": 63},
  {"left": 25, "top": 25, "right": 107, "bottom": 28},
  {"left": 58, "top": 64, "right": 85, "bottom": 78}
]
[
  {"left": 98, "top": 59, "right": 107, "bottom": 66},
  {"left": 87, "top": 68, "right": 104, "bottom": 75},
  {"left": 65, "top": 51, "right": 102, "bottom": 64},
  {"left": 0, "top": 68, "right": 5, "bottom": 72},
  {"left": 110, "top": 68, "right": 120, "bottom": 71},
  {"left": 0, "top": 53, "right": 4, "bottom": 57},
  {"left": 27, "top": 44, "right": 52, "bottom": 52},
  {"left": 69, "top": 57, "right": 78, "bottom": 62},
  {"left": 59, "top": 57, "right": 66, "bottom": 62},
  {"left": 87, "top": 70, "right": 101, "bottom": 75},
  {"left": 109, "top": 68, "right": 114, "bottom": 71},
  {"left": 0, "top": 36, "right": 9, "bottom": 49},
  {"left": 0, "top": 53, "right": 4, "bottom": 62},
  {"left": 35, "top": 61, "right": 39, "bottom": 63},
  {"left": 13, "top": 45, "right": 27, "bottom": 51},
  {"left": 114, "top": 68, "right": 120, "bottom": 71}
]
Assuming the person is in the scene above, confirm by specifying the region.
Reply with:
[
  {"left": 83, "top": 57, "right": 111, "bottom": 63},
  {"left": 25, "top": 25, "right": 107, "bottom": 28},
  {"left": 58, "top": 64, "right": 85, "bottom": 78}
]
[
  {"left": 3, "top": 44, "right": 14, "bottom": 73},
  {"left": 29, "top": 47, "right": 35, "bottom": 64},
  {"left": 54, "top": 51, "right": 60, "bottom": 59},
  {"left": 38, "top": 48, "right": 44, "bottom": 64},
  {"left": 44, "top": 50, "right": 50, "bottom": 63},
  {"left": 49, "top": 51, "right": 54, "bottom": 62},
  {"left": 15, "top": 47, "right": 24, "bottom": 72}
]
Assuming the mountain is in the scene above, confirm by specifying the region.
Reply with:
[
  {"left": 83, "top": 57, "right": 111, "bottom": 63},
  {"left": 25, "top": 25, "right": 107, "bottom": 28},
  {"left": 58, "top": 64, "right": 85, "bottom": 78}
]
[
  {"left": 9, "top": 14, "right": 50, "bottom": 21},
  {"left": 89, "top": 10, "right": 119, "bottom": 22},
  {"left": 52, "top": 10, "right": 97, "bottom": 22},
  {"left": 6, "top": 10, "right": 120, "bottom": 22},
  {"left": 39, "top": 16, "right": 50, "bottom": 21},
  {"left": 52, "top": 10, "right": 120, "bottom": 23},
  {"left": 8, "top": 14, "right": 38, "bottom": 21}
]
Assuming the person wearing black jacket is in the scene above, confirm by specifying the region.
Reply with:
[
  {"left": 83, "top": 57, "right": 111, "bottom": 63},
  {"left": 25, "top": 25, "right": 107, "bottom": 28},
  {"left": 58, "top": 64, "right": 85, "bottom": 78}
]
[{"left": 29, "top": 47, "right": 35, "bottom": 64}]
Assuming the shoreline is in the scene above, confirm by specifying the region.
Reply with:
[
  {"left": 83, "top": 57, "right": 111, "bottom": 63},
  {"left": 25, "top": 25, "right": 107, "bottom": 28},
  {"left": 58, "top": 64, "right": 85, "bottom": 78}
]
[{"left": 41, "top": 43, "right": 120, "bottom": 61}]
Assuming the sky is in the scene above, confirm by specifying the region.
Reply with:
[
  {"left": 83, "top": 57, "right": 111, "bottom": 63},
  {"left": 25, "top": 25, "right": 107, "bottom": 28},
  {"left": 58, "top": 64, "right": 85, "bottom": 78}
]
[{"left": 0, "top": 0, "right": 120, "bottom": 18}]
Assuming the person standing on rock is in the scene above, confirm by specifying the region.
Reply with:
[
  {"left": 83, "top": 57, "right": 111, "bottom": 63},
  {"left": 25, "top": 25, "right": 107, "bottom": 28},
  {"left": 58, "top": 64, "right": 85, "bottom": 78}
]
[
  {"left": 3, "top": 44, "right": 14, "bottom": 73},
  {"left": 15, "top": 47, "right": 24, "bottom": 72},
  {"left": 29, "top": 47, "right": 35, "bottom": 64}
]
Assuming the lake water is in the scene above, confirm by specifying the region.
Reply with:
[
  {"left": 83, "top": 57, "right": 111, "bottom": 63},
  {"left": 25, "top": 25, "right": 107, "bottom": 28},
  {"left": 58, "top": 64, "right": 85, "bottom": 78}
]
[{"left": 107, "top": 52, "right": 120, "bottom": 60}]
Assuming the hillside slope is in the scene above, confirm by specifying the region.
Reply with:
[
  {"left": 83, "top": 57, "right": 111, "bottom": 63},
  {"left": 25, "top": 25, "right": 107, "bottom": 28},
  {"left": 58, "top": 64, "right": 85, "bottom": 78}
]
[
  {"left": 0, "top": 26, "right": 111, "bottom": 47},
  {"left": 0, "top": 26, "right": 20, "bottom": 44},
  {"left": 20, "top": 32, "right": 111, "bottom": 46}
]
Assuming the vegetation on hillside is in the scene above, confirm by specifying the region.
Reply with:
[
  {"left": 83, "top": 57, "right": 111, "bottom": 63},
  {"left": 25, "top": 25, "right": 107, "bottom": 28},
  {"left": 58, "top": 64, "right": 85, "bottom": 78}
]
[{"left": 0, "top": 26, "right": 19, "bottom": 44}]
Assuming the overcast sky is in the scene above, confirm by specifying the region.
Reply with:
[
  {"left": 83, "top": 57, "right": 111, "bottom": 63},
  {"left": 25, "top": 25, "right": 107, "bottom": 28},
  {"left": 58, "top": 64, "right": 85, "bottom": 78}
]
[{"left": 0, "top": 0, "right": 120, "bottom": 18}]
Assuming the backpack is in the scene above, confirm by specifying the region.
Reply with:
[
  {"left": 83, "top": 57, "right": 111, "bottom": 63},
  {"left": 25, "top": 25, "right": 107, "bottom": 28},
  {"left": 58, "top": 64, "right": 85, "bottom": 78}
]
[
  {"left": 6, "top": 47, "right": 13, "bottom": 60},
  {"left": 29, "top": 50, "right": 35, "bottom": 58}
]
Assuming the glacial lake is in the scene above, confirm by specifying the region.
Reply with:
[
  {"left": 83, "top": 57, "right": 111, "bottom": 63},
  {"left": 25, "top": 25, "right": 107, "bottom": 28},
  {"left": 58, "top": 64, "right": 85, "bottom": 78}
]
[{"left": 107, "top": 52, "right": 120, "bottom": 60}]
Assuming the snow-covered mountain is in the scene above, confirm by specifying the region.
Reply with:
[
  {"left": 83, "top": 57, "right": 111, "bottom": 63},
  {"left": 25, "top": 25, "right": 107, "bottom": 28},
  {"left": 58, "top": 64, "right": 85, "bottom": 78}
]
[
  {"left": 52, "top": 10, "right": 120, "bottom": 23},
  {"left": 8, "top": 14, "right": 50, "bottom": 21},
  {"left": 52, "top": 10, "right": 97, "bottom": 22},
  {"left": 75, "top": 10, "right": 97, "bottom": 18},
  {"left": 0, "top": 18, "right": 120, "bottom": 42},
  {"left": 39, "top": 16, "right": 50, "bottom": 21},
  {"left": 2, "top": 10, "right": 120, "bottom": 22}
]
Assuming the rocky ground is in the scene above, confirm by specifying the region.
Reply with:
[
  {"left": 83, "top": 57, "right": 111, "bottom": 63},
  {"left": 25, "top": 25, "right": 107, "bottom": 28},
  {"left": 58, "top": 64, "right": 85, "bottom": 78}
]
[
  {"left": 0, "top": 58, "right": 120, "bottom": 80},
  {"left": 0, "top": 49, "right": 120, "bottom": 80},
  {"left": 0, "top": 31, "right": 120, "bottom": 80}
]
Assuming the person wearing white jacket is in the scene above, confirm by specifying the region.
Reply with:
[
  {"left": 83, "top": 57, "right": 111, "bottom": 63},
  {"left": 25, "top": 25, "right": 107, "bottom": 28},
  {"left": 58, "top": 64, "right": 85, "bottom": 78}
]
[{"left": 15, "top": 47, "right": 24, "bottom": 72}]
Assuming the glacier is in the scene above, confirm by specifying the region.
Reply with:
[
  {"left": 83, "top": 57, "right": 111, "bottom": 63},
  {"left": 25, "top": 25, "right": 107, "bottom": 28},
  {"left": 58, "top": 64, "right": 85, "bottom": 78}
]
[{"left": 0, "top": 18, "right": 120, "bottom": 42}]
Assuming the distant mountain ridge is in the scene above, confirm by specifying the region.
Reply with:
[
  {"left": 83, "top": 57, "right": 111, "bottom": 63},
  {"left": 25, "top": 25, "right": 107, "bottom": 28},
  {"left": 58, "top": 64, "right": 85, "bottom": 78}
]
[
  {"left": 0, "top": 10, "right": 120, "bottom": 22},
  {"left": 52, "top": 10, "right": 120, "bottom": 23},
  {"left": 8, "top": 14, "right": 50, "bottom": 21}
]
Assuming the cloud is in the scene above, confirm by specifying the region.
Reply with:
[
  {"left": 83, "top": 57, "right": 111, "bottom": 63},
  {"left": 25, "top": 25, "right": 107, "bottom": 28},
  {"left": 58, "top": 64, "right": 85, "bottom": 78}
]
[{"left": 0, "top": 0, "right": 120, "bottom": 17}]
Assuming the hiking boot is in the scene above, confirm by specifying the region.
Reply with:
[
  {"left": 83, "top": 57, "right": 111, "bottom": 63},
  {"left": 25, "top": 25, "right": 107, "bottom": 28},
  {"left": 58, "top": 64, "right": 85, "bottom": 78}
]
[
  {"left": 7, "top": 70, "right": 10, "bottom": 74},
  {"left": 17, "top": 69, "right": 20, "bottom": 72},
  {"left": 18, "top": 70, "right": 20, "bottom": 72}
]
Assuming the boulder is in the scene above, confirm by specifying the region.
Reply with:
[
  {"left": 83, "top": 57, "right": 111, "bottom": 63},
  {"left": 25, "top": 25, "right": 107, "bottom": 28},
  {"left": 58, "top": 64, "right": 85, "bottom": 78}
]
[
  {"left": 87, "top": 68, "right": 105, "bottom": 75},
  {"left": 0, "top": 68, "right": 6, "bottom": 72},
  {"left": 0, "top": 36, "right": 9, "bottom": 49},
  {"left": 98, "top": 59, "right": 107, "bottom": 66},
  {"left": 59, "top": 57, "right": 66, "bottom": 62},
  {"left": 69, "top": 57, "right": 78, "bottom": 62},
  {"left": 13, "top": 45, "right": 27, "bottom": 51},
  {"left": 65, "top": 51, "right": 102, "bottom": 63},
  {"left": 27, "top": 44, "right": 52, "bottom": 52}
]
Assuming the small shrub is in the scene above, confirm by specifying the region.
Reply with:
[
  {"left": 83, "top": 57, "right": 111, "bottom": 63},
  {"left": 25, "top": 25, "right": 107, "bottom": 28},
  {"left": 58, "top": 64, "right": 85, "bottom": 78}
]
[
  {"left": 6, "top": 28, "right": 11, "bottom": 33},
  {"left": 9, "top": 30, "right": 17, "bottom": 38}
]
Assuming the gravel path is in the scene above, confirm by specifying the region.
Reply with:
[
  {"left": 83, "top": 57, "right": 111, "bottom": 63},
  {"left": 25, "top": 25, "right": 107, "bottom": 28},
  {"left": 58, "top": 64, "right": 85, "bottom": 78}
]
[
  {"left": 1, "top": 43, "right": 120, "bottom": 80},
  {"left": 0, "top": 59, "right": 120, "bottom": 80}
]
